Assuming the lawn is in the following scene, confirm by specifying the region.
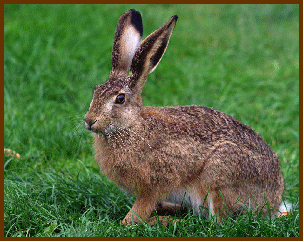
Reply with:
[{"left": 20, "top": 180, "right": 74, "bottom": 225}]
[{"left": 4, "top": 4, "right": 299, "bottom": 237}]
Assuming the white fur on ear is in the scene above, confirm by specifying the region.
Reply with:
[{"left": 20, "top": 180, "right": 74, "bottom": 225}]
[
  {"left": 128, "top": 15, "right": 178, "bottom": 92},
  {"left": 120, "top": 25, "right": 142, "bottom": 71}
]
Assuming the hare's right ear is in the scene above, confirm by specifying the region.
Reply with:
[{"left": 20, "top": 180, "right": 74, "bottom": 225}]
[
  {"left": 128, "top": 15, "right": 178, "bottom": 93},
  {"left": 111, "top": 9, "right": 143, "bottom": 76}
]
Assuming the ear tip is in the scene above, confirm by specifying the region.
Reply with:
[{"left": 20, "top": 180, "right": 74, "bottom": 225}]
[
  {"left": 169, "top": 15, "right": 178, "bottom": 27},
  {"left": 129, "top": 9, "right": 143, "bottom": 37}
]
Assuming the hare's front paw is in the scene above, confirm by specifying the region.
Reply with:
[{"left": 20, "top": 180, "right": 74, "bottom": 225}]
[
  {"left": 122, "top": 218, "right": 131, "bottom": 226},
  {"left": 147, "top": 216, "right": 182, "bottom": 227},
  {"left": 122, "top": 213, "right": 141, "bottom": 226},
  {"left": 122, "top": 214, "right": 180, "bottom": 227}
]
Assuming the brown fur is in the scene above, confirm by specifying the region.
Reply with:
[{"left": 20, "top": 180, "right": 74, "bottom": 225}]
[{"left": 84, "top": 9, "right": 284, "bottom": 225}]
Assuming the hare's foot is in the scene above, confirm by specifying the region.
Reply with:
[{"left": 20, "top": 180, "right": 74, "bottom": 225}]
[
  {"left": 122, "top": 200, "right": 182, "bottom": 226},
  {"left": 147, "top": 216, "right": 181, "bottom": 227},
  {"left": 155, "top": 201, "right": 182, "bottom": 216},
  {"left": 278, "top": 212, "right": 291, "bottom": 218}
]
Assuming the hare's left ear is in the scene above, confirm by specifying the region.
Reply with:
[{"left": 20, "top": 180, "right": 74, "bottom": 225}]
[
  {"left": 111, "top": 9, "right": 143, "bottom": 76},
  {"left": 128, "top": 15, "right": 178, "bottom": 92}
]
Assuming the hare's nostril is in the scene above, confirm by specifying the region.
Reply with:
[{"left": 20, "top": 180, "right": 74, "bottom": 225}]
[{"left": 84, "top": 119, "right": 97, "bottom": 131}]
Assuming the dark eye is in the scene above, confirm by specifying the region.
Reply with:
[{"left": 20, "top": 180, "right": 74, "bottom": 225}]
[{"left": 115, "top": 93, "right": 125, "bottom": 104}]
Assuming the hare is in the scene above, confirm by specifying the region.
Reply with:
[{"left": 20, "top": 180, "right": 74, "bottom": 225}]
[{"left": 84, "top": 9, "right": 284, "bottom": 225}]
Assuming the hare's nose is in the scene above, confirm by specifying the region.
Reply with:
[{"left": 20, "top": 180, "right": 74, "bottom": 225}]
[
  {"left": 85, "top": 119, "right": 97, "bottom": 131},
  {"left": 84, "top": 113, "right": 97, "bottom": 131}
]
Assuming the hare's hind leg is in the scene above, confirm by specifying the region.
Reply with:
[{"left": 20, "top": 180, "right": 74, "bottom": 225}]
[
  {"left": 202, "top": 142, "right": 247, "bottom": 220},
  {"left": 208, "top": 188, "right": 237, "bottom": 221},
  {"left": 209, "top": 184, "right": 263, "bottom": 220}
]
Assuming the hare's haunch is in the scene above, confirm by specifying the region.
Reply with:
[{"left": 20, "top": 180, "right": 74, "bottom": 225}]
[{"left": 84, "top": 9, "right": 284, "bottom": 225}]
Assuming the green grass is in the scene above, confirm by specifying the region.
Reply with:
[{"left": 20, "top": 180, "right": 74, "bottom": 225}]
[{"left": 4, "top": 4, "right": 299, "bottom": 237}]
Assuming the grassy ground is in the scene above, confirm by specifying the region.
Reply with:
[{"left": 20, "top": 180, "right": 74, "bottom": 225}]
[{"left": 4, "top": 4, "right": 299, "bottom": 237}]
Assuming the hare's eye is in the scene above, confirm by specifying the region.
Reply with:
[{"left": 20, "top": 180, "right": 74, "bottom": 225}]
[{"left": 115, "top": 93, "right": 125, "bottom": 104}]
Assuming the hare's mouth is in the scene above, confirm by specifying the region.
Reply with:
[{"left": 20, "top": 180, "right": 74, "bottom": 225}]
[{"left": 85, "top": 119, "right": 119, "bottom": 136}]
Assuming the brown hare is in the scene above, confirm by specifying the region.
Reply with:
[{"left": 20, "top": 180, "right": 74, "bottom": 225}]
[{"left": 84, "top": 9, "right": 285, "bottom": 225}]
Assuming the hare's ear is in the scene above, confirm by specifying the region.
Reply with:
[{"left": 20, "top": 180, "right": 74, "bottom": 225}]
[
  {"left": 111, "top": 9, "right": 143, "bottom": 76},
  {"left": 128, "top": 15, "right": 178, "bottom": 91}
]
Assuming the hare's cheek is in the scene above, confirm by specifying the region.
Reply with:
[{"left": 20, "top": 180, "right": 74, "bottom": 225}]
[
  {"left": 120, "top": 107, "right": 137, "bottom": 126},
  {"left": 94, "top": 116, "right": 111, "bottom": 132},
  {"left": 102, "top": 106, "right": 116, "bottom": 127}
]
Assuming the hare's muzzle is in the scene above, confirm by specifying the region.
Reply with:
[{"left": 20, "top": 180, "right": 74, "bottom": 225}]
[
  {"left": 84, "top": 112, "right": 98, "bottom": 132},
  {"left": 84, "top": 119, "right": 96, "bottom": 131}
]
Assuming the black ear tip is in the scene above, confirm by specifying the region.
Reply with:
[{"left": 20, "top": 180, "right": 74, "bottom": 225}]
[
  {"left": 129, "top": 9, "right": 139, "bottom": 16},
  {"left": 129, "top": 9, "right": 143, "bottom": 37},
  {"left": 172, "top": 15, "right": 178, "bottom": 21}
]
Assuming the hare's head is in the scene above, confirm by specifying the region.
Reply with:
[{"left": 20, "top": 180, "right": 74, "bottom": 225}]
[{"left": 84, "top": 9, "right": 178, "bottom": 135}]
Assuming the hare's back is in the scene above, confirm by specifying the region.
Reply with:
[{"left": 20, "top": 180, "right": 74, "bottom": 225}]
[
  {"left": 142, "top": 105, "right": 278, "bottom": 163},
  {"left": 142, "top": 105, "right": 282, "bottom": 188}
]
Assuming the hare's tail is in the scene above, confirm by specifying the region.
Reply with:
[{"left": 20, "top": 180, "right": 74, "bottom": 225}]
[{"left": 277, "top": 201, "right": 293, "bottom": 217}]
